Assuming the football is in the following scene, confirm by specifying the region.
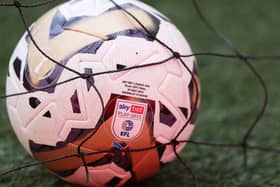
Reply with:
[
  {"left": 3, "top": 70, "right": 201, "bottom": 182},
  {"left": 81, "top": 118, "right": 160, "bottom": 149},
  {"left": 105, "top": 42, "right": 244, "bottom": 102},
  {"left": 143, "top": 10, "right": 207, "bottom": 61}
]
[{"left": 6, "top": 0, "right": 200, "bottom": 186}]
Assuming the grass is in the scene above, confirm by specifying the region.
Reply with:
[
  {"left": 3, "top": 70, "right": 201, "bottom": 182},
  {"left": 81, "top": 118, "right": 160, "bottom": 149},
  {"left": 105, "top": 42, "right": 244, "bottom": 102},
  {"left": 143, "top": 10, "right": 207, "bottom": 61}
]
[{"left": 1, "top": 0, "right": 280, "bottom": 186}]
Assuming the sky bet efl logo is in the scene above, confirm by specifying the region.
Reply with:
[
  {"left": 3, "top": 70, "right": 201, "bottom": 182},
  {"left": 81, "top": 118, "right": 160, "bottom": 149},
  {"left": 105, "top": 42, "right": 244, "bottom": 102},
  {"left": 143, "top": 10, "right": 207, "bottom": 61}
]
[
  {"left": 119, "top": 103, "right": 145, "bottom": 114},
  {"left": 112, "top": 99, "right": 147, "bottom": 141}
]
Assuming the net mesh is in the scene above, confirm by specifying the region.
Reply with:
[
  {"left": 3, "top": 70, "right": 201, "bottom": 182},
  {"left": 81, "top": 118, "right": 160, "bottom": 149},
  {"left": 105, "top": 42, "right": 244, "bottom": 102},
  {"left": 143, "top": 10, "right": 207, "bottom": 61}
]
[{"left": 0, "top": 0, "right": 279, "bottom": 186}]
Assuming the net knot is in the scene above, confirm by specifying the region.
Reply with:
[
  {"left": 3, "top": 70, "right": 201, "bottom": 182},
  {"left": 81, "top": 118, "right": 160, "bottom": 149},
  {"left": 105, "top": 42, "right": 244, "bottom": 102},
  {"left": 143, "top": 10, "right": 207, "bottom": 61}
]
[
  {"left": 237, "top": 53, "right": 248, "bottom": 61},
  {"left": 172, "top": 51, "right": 181, "bottom": 59},
  {"left": 147, "top": 34, "right": 156, "bottom": 41},
  {"left": 80, "top": 73, "right": 93, "bottom": 80},
  {"left": 171, "top": 139, "right": 180, "bottom": 147},
  {"left": 13, "top": 0, "right": 21, "bottom": 8},
  {"left": 77, "top": 151, "right": 85, "bottom": 158},
  {"left": 241, "top": 141, "right": 248, "bottom": 148}
]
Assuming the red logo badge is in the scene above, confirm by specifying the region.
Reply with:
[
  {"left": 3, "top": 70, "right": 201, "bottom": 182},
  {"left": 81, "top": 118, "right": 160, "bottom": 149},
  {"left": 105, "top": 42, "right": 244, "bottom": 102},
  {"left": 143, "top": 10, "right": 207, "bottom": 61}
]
[{"left": 130, "top": 105, "right": 145, "bottom": 114}]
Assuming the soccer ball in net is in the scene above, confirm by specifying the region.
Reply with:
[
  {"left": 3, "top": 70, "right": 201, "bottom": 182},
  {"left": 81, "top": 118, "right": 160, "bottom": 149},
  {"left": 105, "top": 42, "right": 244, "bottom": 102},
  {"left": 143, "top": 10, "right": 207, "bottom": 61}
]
[{"left": 6, "top": 0, "right": 200, "bottom": 186}]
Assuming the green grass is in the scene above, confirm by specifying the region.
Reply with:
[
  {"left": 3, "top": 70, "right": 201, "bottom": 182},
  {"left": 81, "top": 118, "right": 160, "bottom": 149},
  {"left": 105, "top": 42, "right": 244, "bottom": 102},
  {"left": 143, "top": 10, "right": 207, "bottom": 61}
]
[{"left": 1, "top": 0, "right": 280, "bottom": 186}]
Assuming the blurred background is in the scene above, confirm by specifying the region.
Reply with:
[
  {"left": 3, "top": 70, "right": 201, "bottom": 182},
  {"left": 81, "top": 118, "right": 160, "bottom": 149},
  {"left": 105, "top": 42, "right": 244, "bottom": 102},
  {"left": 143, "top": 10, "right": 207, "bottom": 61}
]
[{"left": 0, "top": 0, "right": 280, "bottom": 186}]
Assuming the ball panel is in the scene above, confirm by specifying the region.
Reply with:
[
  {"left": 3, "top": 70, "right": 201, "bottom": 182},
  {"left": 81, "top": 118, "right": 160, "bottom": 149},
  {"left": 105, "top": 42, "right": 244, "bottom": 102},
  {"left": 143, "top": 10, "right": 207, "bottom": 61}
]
[
  {"left": 65, "top": 163, "right": 132, "bottom": 187},
  {"left": 159, "top": 73, "right": 190, "bottom": 109}
]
